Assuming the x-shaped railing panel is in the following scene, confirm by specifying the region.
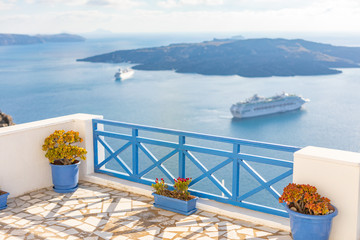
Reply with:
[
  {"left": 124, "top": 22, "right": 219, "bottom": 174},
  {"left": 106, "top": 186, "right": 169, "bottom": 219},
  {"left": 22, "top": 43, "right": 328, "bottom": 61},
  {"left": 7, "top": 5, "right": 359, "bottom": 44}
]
[
  {"left": 93, "top": 119, "right": 300, "bottom": 217},
  {"left": 238, "top": 168, "right": 293, "bottom": 202},
  {"left": 96, "top": 137, "right": 132, "bottom": 175},
  {"left": 137, "top": 143, "right": 176, "bottom": 182},
  {"left": 186, "top": 151, "right": 233, "bottom": 198}
]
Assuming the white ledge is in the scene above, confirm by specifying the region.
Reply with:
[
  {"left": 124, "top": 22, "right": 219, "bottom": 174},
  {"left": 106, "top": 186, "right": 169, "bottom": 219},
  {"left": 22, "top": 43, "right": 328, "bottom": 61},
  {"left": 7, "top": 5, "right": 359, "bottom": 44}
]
[
  {"left": 295, "top": 146, "right": 360, "bottom": 167},
  {"left": 0, "top": 113, "right": 102, "bottom": 136}
]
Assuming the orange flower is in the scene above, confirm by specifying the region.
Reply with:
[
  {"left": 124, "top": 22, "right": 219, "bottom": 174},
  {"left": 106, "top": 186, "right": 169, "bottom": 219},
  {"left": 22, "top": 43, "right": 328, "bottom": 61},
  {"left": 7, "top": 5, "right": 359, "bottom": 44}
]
[{"left": 279, "top": 183, "right": 332, "bottom": 215}]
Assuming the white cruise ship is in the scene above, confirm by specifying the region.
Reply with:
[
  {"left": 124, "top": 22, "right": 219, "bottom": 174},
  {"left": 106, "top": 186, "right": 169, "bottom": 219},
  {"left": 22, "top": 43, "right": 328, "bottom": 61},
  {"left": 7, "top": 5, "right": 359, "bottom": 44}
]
[
  {"left": 114, "top": 68, "right": 134, "bottom": 81},
  {"left": 230, "top": 93, "right": 309, "bottom": 119}
]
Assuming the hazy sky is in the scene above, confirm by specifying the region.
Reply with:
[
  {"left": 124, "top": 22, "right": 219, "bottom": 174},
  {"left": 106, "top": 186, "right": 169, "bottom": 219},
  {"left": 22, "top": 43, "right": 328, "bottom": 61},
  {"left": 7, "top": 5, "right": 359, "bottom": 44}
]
[{"left": 0, "top": 0, "right": 359, "bottom": 34}]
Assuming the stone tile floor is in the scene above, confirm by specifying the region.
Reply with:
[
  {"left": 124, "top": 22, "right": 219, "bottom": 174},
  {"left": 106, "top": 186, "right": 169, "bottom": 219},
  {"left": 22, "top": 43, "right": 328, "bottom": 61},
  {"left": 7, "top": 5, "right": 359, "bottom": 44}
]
[{"left": 0, "top": 181, "right": 292, "bottom": 240}]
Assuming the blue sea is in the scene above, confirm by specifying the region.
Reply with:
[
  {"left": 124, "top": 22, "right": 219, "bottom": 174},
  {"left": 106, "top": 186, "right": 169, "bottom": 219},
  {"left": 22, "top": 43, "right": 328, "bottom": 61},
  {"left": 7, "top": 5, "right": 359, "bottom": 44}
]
[
  {"left": 1, "top": 33, "right": 360, "bottom": 152},
  {"left": 1, "top": 33, "right": 360, "bottom": 209}
]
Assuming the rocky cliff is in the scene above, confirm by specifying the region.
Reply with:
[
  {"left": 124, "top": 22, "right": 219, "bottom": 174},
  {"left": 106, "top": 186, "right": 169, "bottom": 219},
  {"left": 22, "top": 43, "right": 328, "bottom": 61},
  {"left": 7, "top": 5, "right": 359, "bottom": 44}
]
[{"left": 0, "top": 111, "right": 15, "bottom": 127}]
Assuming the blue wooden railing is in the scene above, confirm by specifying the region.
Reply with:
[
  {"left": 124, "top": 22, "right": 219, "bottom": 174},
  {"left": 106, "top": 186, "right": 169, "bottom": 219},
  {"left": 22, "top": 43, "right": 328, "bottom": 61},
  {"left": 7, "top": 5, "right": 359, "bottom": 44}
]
[{"left": 93, "top": 119, "right": 301, "bottom": 217}]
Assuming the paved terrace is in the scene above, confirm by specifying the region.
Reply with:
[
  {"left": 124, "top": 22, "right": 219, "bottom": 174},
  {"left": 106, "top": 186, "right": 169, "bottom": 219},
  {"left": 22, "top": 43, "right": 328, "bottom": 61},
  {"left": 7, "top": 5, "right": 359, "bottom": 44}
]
[{"left": 0, "top": 181, "right": 291, "bottom": 240}]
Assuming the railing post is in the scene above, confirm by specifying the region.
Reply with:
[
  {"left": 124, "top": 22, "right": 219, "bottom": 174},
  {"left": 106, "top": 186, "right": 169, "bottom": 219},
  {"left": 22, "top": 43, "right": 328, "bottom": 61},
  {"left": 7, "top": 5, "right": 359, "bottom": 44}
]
[
  {"left": 93, "top": 120, "right": 99, "bottom": 171},
  {"left": 179, "top": 136, "right": 186, "bottom": 179},
  {"left": 232, "top": 143, "right": 240, "bottom": 201},
  {"left": 132, "top": 129, "right": 139, "bottom": 178}
]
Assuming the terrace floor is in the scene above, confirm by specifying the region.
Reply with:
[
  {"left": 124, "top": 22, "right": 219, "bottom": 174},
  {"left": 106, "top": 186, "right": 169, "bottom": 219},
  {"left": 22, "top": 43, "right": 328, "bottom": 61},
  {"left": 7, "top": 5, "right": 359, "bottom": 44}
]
[{"left": 0, "top": 181, "right": 291, "bottom": 240}]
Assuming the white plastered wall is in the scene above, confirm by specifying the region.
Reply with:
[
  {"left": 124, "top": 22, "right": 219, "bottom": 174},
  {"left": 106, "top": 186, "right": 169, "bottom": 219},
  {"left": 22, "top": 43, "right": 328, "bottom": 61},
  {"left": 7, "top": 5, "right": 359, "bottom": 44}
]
[
  {"left": 294, "top": 146, "right": 360, "bottom": 240},
  {"left": 0, "top": 113, "right": 102, "bottom": 197}
]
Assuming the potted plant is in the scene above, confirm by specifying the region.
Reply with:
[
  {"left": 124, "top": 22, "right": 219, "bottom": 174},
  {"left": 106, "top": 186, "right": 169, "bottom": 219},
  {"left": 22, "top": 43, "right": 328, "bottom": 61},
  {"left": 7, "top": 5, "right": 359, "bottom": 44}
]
[
  {"left": 42, "top": 130, "right": 87, "bottom": 193},
  {"left": 279, "top": 183, "right": 338, "bottom": 240},
  {"left": 0, "top": 188, "right": 9, "bottom": 210},
  {"left": 152, "top": 177, "right": 198, "bottom": 215}
]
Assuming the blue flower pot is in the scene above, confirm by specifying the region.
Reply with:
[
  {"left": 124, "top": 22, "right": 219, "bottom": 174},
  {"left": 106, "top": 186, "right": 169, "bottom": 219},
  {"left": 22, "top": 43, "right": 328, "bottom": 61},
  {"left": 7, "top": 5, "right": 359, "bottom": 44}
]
[
  {"left": 50, "top": 162, "right": 80, "bottom": 193},
  {"left": 0, "top": 192, "right": 9, "bottom": 210},
  {"left": 286, "top": 204, "right": 338, "bottom": 240},
  {"left": 152, "top": 193, "right": 198, "bottom": 215}
]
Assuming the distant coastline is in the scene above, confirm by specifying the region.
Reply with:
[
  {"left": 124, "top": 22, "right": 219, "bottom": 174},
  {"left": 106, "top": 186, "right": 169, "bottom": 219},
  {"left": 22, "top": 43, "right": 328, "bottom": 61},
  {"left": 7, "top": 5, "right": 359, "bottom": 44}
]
[
  {"left": 0, "top": 33, "right": 85, "bottom": 46},
  {"left": 78, "top": 38, "right": 360, "bottom": 78}
]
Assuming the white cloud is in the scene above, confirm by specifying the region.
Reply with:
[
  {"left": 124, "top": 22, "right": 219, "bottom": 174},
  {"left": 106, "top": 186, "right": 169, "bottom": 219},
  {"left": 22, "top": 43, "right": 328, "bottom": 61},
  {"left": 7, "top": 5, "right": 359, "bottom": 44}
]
[
  {"left": 0, "top": 0, "right": 359, "bottom": 34},
  {"left": 117, "top": 5, "right": 360, "bottom": 33},
  {"left": 0, "top": 0, "right": 16, "bottom": 10},
  {"left": 24, "top": 0, "right": 87, "bottom": 6},
  {"left": 181, "top": 0, "right": 223, "bottom": 5},
  {"left": 24, "top": 0, "right": 142, "bottom": 8},
  {"left": 158, "top": 0, "right": 223, "bottom": 8},
  {"left": 86, "top": 0, "right": 142, "bottom": 8}
]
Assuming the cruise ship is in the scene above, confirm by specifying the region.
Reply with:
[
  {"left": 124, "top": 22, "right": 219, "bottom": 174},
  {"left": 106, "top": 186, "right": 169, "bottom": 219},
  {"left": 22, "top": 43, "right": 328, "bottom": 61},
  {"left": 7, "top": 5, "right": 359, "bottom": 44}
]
[
  {"left": 230, "top": 93, "right": 309, "bottom": 119},
  {"left": 114, "top": 68, "right": 134, "bottom": 81}
]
